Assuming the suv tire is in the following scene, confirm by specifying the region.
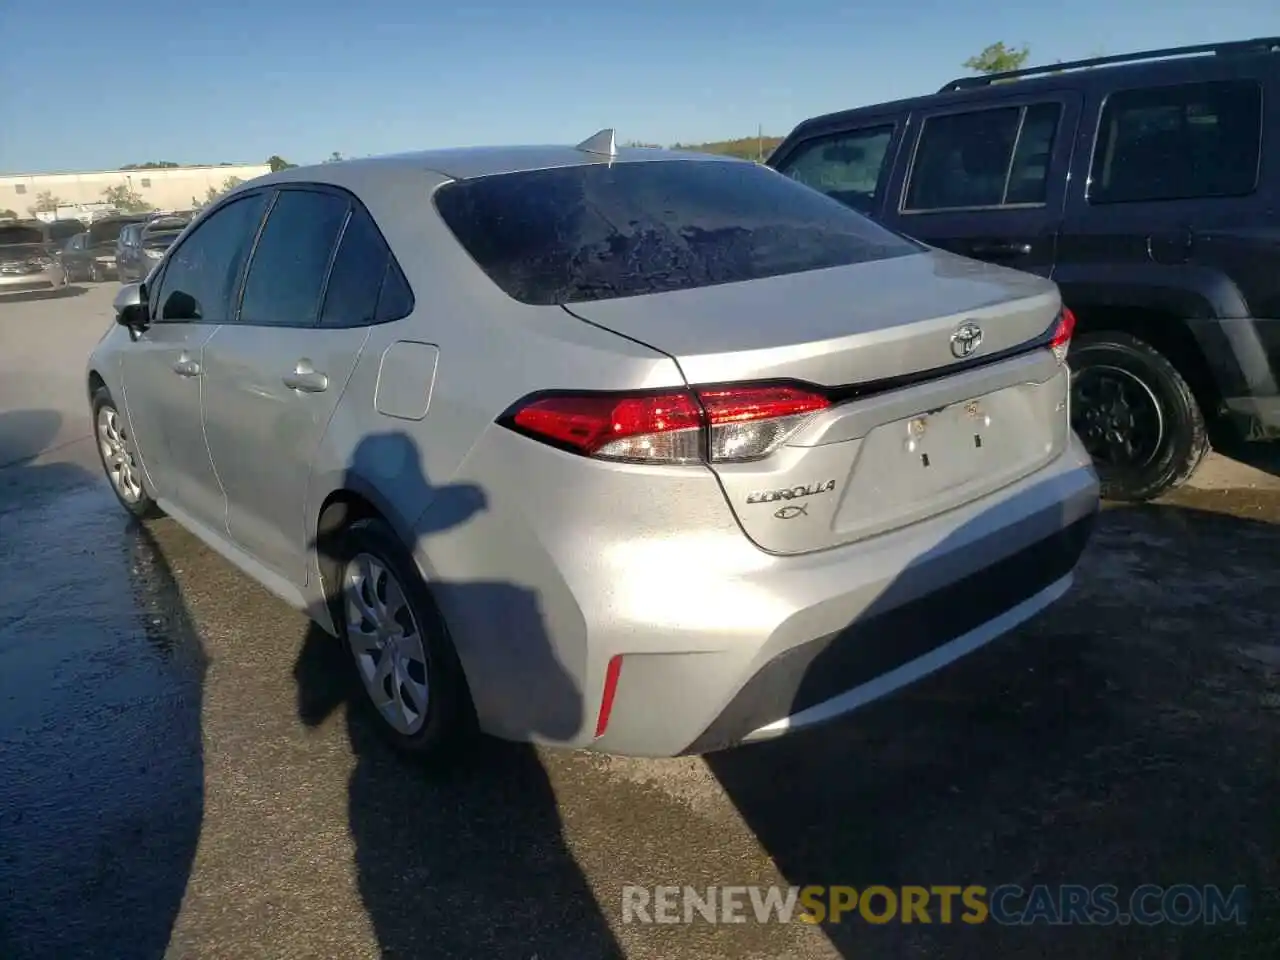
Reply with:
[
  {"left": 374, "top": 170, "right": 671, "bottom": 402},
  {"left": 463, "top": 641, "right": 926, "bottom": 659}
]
[{"left": 1069, "top": 331, "right": 1209, "bottom": 501}]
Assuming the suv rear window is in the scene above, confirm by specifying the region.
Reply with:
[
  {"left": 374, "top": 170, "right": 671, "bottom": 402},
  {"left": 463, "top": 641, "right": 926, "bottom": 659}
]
[
  {"left": 1089, "top": 80, "right": 1262, "bottom": 204},
  {"left": 433, "top": 159, "right": 919, "bottom": 305}
]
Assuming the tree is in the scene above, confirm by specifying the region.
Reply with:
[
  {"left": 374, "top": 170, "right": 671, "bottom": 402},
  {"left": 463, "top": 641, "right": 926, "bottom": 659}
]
[
  {"left": 189, "top": 176, "right": 246, "bottom": 212},
  {"left": 120, "top": 161, "right": 180, "bottom": 169},
  {"left": 102, "top": 184, "right": 153, "bottom": 213},
  {"left": 29, "top": 190, "right": 65, "bottom": 215},
  {"left": 267, "top": 155, "right": 296, "bottom": 172},
  {"left": 325, "top": 151, "right": 344, "bottom": 164},
  {"left": 963, "top": 41, "right": 1031, "bottom": 75},
  {"left": 0, "top": 208, "right": 17, "bottom": 220}
]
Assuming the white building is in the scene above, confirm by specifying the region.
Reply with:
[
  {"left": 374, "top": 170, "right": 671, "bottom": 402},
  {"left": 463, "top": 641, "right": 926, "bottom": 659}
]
[{"left": 0, "top": 163, "right": 272, "bottom": 219}]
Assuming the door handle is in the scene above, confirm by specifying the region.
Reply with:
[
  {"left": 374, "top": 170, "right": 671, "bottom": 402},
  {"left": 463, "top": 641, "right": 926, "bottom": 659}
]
[
  {"left": 172, "top": 358, "right": 201, "bottom": 377},
  {"left": 970, "top": 241, "right": 1032, "bottom": 259},
  {"left": 283, "top": 361, "right": 329, "bottom": 393}
]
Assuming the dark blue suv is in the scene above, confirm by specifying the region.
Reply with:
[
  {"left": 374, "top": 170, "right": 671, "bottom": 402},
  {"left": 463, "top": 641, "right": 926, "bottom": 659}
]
[{"left": 769, "top": 37, "right": 1280, "bottom": 501}]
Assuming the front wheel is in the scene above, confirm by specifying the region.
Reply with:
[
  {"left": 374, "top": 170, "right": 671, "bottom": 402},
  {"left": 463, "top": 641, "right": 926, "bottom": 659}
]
[
  {"left": 91, "top": 385, "right": 162, "bottom": 519},
  {"left": 329, "top": 516, "right": 473, "bottom": 761},
  {"left": 1070, "top": 331, "right": 1209, "bottom": 501}
]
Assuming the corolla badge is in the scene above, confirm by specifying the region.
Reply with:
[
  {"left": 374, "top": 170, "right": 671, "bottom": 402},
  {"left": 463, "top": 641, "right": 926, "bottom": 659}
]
[
  {"left": 950, "top": 320, "right": 984, "bottom": 359},
  {"left": 746, "top": 479, "right": 836, "bottom": 505}
]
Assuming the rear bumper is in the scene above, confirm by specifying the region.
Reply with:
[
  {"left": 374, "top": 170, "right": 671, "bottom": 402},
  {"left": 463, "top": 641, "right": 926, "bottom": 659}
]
[
  {"left": 422, "top": 424, "right": 1099, "bottom": 758},
  {"left": 625, "top": 441, "right": 1099, "bottom": 757},
  {"left": 0, "top": 264, "right": 67, "bottom": 296},
  {"left": 685, "top": 511, "right": 1092, "bottom": 753}
]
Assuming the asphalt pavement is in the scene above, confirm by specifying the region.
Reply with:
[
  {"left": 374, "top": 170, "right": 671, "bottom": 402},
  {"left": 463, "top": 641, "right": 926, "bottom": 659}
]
[{"left": 1, "top": 283, "right": 1277, "bottom": 960}]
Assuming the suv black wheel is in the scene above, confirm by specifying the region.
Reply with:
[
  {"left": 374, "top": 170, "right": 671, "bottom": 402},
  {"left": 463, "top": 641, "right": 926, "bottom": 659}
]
[{"left": 1070, "top": 331, "right": 1209, "bottom": 501}]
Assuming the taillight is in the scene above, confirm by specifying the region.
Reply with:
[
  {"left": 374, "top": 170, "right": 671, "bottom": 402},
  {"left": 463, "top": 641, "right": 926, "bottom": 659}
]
[
  {"left": 505, "top": 383, "right": 831, "bottom": 464},
  {"left": 1049, "top": 306, "right": 1076, "bottom": 364}
]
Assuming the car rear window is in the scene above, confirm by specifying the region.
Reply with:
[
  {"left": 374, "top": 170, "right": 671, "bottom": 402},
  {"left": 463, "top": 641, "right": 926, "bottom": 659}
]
[
  {"left": 432, "top": 159, "right": 920, "bottom": 305},
  {"left": 90, "top": 220, "right": 142, "bottom": 243},
  {"left": 0, "top": 226, "right": 44, "bottom": 246}
]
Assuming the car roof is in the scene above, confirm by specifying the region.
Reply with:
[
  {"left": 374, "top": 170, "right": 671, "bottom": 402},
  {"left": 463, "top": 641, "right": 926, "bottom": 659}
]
[
  {"left": 252, "top": 142, "right": 746, "bottom": 191},
  {"left": 782, "top": 39, "right": 1279, "bottom": 146}
]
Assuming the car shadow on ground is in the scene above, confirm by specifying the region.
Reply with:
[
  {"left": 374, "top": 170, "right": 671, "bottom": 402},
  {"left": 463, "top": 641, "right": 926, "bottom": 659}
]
[
  {"left": 0, "top": 286, "right": 87, "bottom": 306},
  {"left": 292, "top": 431, "right": 623, "bottom": 959},
  {"left": 706, "top": 497, "right": 1280, "bottom": 959},
  {"left": 0, "top": 411, "right": 207, "bottom": 960},
  {"left": 1216, "top": 439, "right": 1280, "bottom": 479}
]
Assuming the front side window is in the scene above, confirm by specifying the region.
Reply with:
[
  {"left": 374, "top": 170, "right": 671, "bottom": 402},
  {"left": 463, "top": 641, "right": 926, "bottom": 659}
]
[
  {"left": 1089, "top": 80, "right": 1262, "bottom": 204},
  {"left": 434, "top": 159, "right": 919, "bottom": 306},
  {"left": 238, "top": 189, "right": 349, "bottom": 327},
  {"left": 903, "top": 102, "right": 1062, "bottom": 211},
  {"left": 153, "top": 193, "right": 268, "bottom": 322},
  {"left": 775, "top": 125, "right": 895, "bottom": 215}
]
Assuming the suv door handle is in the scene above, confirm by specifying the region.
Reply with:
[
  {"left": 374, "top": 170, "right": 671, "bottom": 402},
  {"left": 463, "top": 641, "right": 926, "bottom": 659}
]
[
  {"left": 283, "top": 361, "right": 329, "bottom": 393},
  {"left": 970, "top": 241, "right": 1032, "bottom": 258},
  {"left": 172, "top": 358, "right": 201, "bottom": 377}
]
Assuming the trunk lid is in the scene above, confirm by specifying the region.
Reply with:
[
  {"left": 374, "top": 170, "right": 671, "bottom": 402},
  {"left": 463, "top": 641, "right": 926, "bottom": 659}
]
[{"left": 566, "top": 250, "right": 1070, "bottom": 554}]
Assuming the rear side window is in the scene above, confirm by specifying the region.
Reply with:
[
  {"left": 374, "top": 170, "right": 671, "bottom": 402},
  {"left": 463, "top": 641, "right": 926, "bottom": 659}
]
[
  {"left": 1088, "top": 80, "right": 1262, "bottom": 204},
  {"left": 903, "top": 103, "right": 1062, "bottom": 211},
  {"left": 320, "top": 206, "right": 390, "bottom": 327},
  {"left": 239, "top": 189, "right": 348, "bottom": 326},
  {"left": 433, "top": 159, "right": 919, "bottom": 305},
  {"left": 775, "top": 125, "right": 895, "bottom": 215}
]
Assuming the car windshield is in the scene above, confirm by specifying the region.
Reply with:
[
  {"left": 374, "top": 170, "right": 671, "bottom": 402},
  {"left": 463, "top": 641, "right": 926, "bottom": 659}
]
[
  {"left": 0, "top": 225, "right": 44, "bottom": 246},
  {"left": 432, "top": 158, "right": 920, "bottom": 305}
]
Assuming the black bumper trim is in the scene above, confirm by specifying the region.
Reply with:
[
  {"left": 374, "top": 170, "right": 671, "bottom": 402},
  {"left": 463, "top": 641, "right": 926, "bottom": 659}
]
[{"left": 683, "top": 514, "right": 1096, "bottom": 755}]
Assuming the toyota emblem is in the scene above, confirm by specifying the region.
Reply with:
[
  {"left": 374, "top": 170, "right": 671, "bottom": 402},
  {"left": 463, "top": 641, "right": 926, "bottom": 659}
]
[{"left": 950, "top": 321, "right": 984, "bottom": 359}]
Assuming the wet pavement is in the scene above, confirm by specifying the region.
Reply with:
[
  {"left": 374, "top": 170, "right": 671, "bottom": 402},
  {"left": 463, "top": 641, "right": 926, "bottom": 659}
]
[{"left": 1, "top": 284, "right": 1278, "bottom": 960}]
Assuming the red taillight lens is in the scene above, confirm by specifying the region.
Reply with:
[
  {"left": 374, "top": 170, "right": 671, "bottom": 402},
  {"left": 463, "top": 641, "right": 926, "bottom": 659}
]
[
  {"left": 1049, "top": 306, "right": 1076, "bottom": 364},
  {"left": 511, "top": 392, "right": 704, "bottom": 462},
  {"left": 506, "top": 383, "right": 830, "bottom": 464}
]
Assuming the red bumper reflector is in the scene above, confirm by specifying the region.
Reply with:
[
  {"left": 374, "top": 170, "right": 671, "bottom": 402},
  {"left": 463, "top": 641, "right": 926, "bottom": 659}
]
[{"left": 595, "top": 654, "right": 624, "bottom": 738}]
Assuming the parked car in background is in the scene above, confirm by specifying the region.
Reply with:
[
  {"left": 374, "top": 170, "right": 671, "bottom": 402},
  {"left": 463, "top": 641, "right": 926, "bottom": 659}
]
[
  {"left": 769, "top": 37, "right": 1280, "bottom": 501},
  {"left": 0, "top": 219, "right": 71, "bottom": 297},
  {"left": 117, "top": 216, "right": 189, "bottom": 283},
  {"left": 86, "top": 137, "right": 1098, "bottom": 762},
  {"left": 62, "top": 213, "right": 151, "bottom": 282}
]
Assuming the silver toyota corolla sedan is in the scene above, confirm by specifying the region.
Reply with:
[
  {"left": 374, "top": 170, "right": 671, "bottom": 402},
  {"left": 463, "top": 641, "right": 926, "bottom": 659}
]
[{"left": 86, "top": 130, "right": 1100, "bottom": 761}]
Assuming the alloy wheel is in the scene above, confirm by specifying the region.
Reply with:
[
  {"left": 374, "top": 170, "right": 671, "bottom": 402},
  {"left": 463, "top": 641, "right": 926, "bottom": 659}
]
[
  {"left": 343, "top": 552, "right": 431, "bottom": 735},
  {"left": 96, "top": 405, "right": 144, "bottom": 503}
]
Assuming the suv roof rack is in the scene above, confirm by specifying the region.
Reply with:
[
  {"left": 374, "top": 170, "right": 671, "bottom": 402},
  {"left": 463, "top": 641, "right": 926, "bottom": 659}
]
[{"left": 937, "top": 36, "right": 1280, "bottom": 93}]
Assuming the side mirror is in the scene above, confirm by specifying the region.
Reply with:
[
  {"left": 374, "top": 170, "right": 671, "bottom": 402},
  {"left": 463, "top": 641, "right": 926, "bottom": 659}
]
[{"left": 114, "top": 282, "right": 149, "bottom": 337}]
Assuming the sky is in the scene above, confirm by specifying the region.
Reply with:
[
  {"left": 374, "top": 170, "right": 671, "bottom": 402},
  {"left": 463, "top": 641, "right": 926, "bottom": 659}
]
[{"left": 2, "top": 0, "right": 1277, "bottom": 174}]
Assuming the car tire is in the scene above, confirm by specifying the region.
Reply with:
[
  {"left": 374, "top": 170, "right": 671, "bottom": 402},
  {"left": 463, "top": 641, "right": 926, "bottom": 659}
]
[
  {"left": 1069, "top": 331, "right": 1209, "bottom": 502},
  {"left": 327, "top": 515, "right": 474, "bottom": 761},
  {"left": 91, "top": 385, "right": 162, "bottom": 520}
]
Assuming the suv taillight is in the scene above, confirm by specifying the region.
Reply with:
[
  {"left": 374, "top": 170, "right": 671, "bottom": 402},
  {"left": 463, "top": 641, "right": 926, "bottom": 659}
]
[
  {"left": 1049, "top": 306, "right": 1076, "bottom": 364},
  {"left": 504, "top": 384, "right": 830, "bottom": 464}
]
